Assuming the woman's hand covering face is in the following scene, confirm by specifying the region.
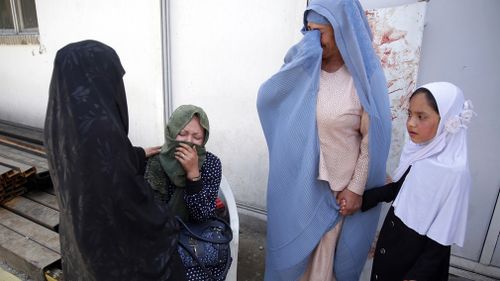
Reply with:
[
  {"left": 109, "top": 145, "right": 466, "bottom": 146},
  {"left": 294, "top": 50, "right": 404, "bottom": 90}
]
[{"left": 175, "top": 143, "right": 200, "bottom": 180}]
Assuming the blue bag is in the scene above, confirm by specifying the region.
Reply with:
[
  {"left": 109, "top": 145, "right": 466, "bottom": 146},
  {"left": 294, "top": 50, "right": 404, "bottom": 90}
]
[{"left": 177, "top": 216, "right": 233, "bottom": 280}]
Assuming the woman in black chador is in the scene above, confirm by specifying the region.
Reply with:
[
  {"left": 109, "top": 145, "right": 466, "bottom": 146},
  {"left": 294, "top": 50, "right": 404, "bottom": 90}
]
[{"left": 44, "top": 40, "right": 185, "bottom": 281}]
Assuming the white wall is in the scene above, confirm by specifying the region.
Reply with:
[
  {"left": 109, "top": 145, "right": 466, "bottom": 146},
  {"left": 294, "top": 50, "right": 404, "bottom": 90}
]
[
  {"left": 170, "top": 0, "right": 307, "bottom": 210},
  {"left": 416, "top": 0, "right": 500, "bottom": 262},
  {"left": 0, "top": 0, "right": 165, "bottom": 147},
  {"left": 170, "top": 0, "right": 500, "bottom": 217},
  {"left": 359, "top": 0, "right": 500, "bottom": 266},
  {"left": 168, "top": 0, "right": 429, "bottom": 212},
  {"left": 2, "top": 1, "right": 499, "bottom": 265},
  {"left": 170, "top": 0, "right": 500, "bottom": 265}
]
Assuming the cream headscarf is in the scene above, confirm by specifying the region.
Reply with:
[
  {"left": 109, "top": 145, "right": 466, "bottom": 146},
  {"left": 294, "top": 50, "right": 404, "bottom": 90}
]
[{"left": 392, "top": 82, "right": 475, "bottom": 246}]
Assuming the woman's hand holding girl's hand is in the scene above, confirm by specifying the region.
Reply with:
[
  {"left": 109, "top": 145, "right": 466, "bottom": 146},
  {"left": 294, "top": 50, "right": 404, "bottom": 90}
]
[
  {"left": 337, "top": 189, "right": 362, "bottom": 216},
  {"left": 175, "top": 143, "right": 200, "bottom": 180}
]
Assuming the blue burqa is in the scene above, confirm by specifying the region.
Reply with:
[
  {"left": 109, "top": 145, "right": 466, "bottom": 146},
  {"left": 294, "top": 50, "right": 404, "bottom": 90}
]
[{"left": 256, "top": 0, "right": 391, "bottom": 280}]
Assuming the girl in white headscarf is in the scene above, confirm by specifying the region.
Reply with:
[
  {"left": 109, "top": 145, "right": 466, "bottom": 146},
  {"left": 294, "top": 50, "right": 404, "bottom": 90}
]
[{"left": 361, "top": 82, "right": 475, "bottom": 281}]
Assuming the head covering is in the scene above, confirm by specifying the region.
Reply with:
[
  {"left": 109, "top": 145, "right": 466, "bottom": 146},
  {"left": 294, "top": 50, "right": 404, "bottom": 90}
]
[
  {"left": 392, "top": 82, "right": 474, "bottom": 246},
  {"left": 159, "top": 104, "right": 209, "bottom": 187},
  {"left": 257, "top": 0, "right": 391, "bottom": 280},
  {"left": 306, "top": 10, "right": 329, "bottom": 25},
  {"left": 44, "top": 40, "right": 180, "bottom": 281}
]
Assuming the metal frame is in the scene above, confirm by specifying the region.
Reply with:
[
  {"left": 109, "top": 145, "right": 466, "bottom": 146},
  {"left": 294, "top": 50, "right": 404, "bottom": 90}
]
[
  {"left": 451, "top": 255, "right": 500, "bottom": 280},
  {"left": 161, "top": 0, "right": 173, "bottom": 126},
  {"left": 13, "top": 0, "right": 38, "bottom": 33},
  {"left": 0, "top": 0, "right": 18, "bottom": 35},
  {"left": 0, "top": 0, "right": 39, "bottom": 44},
  {"left": 450, "top": 189, "right": 500, "bottom": 279},
  {"left": 2, "top": 0, "right": 38, "bottom": 34},
  {"left": 480, "top": 189, "right": 500, "bottom": 265},
  {"left": 10, "top": 0, "right": 20, "bottom": 32}
]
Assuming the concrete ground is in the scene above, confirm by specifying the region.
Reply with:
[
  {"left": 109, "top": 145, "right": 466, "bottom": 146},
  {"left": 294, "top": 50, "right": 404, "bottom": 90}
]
[
  {"left": 0, "top": 213, "right": 478, "bottom": 281},
  {"left": 237, "top": 214, "right": 266, "bottom": 281},
  {"left": 0, "top": 261, "right": 33, "bottom": 281},
  {"left": 237, "top": 213, "right": 475, "bottom": 281}
]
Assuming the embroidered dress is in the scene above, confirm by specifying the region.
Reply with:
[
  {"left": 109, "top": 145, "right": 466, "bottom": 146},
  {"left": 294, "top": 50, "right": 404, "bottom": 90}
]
[
  {"left": 301, "top": 65, "right": 370, "bottom": 281},
  {"left": 316, "top": 66, "right": 369, "bottom": 195}
]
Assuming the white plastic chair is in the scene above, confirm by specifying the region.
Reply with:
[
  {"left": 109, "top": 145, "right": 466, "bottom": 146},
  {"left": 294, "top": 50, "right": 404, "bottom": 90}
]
[{"left": 218, "top": 175, "right": 239, "bottom": 281}]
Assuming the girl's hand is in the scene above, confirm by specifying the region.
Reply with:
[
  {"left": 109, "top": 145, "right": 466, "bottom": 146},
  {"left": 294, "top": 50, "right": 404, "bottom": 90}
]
[
  {"left": 385, "top": 174, "right": 392, "bottom": 184},
  {"left": 175, "top": 143, "right": 200, "bottom": 180}
]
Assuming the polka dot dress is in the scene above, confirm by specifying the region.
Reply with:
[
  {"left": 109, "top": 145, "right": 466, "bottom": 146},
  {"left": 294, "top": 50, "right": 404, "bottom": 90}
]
[
  {"left": 146, "top": 152, "right": 229, "bottom": 280},
  {"left": 184, "top": 262, "right": 231, "bottom": 281},
  {"left": 184, "top": 152, "right": 221, "bottom": 222},
  {"left": 145, "top": 152, "right": 221, "bottom": 222}
]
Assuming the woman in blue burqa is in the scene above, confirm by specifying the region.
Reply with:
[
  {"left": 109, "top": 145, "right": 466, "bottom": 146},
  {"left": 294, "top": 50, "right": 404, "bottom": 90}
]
[
  {"left": 44, "top": 40, "right": 185, "bottom": 281},
  {"left": 257, "top": 0, "right": 391, "bottom": 280}
]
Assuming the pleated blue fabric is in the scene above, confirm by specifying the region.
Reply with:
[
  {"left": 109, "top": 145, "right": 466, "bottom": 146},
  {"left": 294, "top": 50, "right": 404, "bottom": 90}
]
[{"left": 257, "top": 0, "right": 391, "bottom": 280}]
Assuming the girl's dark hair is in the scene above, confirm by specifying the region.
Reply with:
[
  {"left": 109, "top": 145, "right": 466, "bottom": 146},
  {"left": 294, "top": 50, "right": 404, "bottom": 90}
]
[{"left": 410, "top": 87, "right": 439, "bottom": 115}]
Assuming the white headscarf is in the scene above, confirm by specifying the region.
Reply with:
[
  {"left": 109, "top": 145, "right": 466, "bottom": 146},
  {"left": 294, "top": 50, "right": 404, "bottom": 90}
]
[{"left": 392, "top": 82, "right": 475, "bottom": 247}]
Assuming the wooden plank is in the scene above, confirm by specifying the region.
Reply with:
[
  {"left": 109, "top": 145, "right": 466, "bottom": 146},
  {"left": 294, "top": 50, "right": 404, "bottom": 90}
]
[
  {"left": 45, "top": 268, "right": 63, "bottom": 281},
  {"left": 1, "top": 190, "right": 26, "bottom": 206},
  {"left": 0, "top": 136, "right": 46, "bottom": 157},
  {"left": 0, "top": 267, "right": 22, "bottom": 281},
  {"left": 0, "top": 119, "right": 44, "bottom": 145},
  {"left": 24, "top": 191, "right": 59, "bottom": 211},
  {"left": 2, "top": 197, "right": 59, "bottom": 230},
  {"left": 2, "top": 169, "right": 20, "bottom": 180},
  {"left": 2, "top": 187, "right": 25, "bottom": 196},
  {"left": 0, "top": 208, "right": 60, "bottom": 254},
  {"left": 0, "top": 224, "right": 60, "bottom": 281},
  {"left": 0, "top": 155, "right": 36, "bottom": 174},
  {"left": 0, "top": 144, "right": 48, "bottom": 173},
  {"left": 0, "top": 163, "right": 13, "bottom": 175},
  {"left": 13, "top": 177, "right": 27, "bottom": 187}
]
